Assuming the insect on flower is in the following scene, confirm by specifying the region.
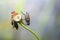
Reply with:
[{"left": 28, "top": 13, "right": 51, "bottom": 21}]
[
  {"left": 11, "top": 11, "right": 21, "bottom": 30},
  {"left": 25, "top": 12, "right": 30, "bottom": 25},
  {"left": 11, "top": 11, "right": 30, "bottom": 30},
  {"left": 21, "top": 11, "right": 30, "bottom": 25}
]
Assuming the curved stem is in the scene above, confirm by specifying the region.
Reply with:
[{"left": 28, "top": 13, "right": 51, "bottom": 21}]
[{"left": 19, "top": 22, "right": 40, "bottom": 40}]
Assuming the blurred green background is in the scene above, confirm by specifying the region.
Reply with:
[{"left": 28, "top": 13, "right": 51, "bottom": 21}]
[{"left": 0, "top": 0, "right": 60, "bottom": 40}]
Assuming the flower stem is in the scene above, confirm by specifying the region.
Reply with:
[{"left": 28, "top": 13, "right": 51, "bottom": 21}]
[{"left": 19, "top": 22, "right": 41, "bottom": 40}]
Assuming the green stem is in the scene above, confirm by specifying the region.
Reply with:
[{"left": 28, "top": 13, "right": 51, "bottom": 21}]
[{"left": 19, "top": 22, "right": 40, "bottom": 40}]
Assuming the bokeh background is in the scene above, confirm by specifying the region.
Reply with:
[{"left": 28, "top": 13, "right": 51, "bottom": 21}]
[{"left": 0, "top": 0, "right": 60, "bottom": 40}]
